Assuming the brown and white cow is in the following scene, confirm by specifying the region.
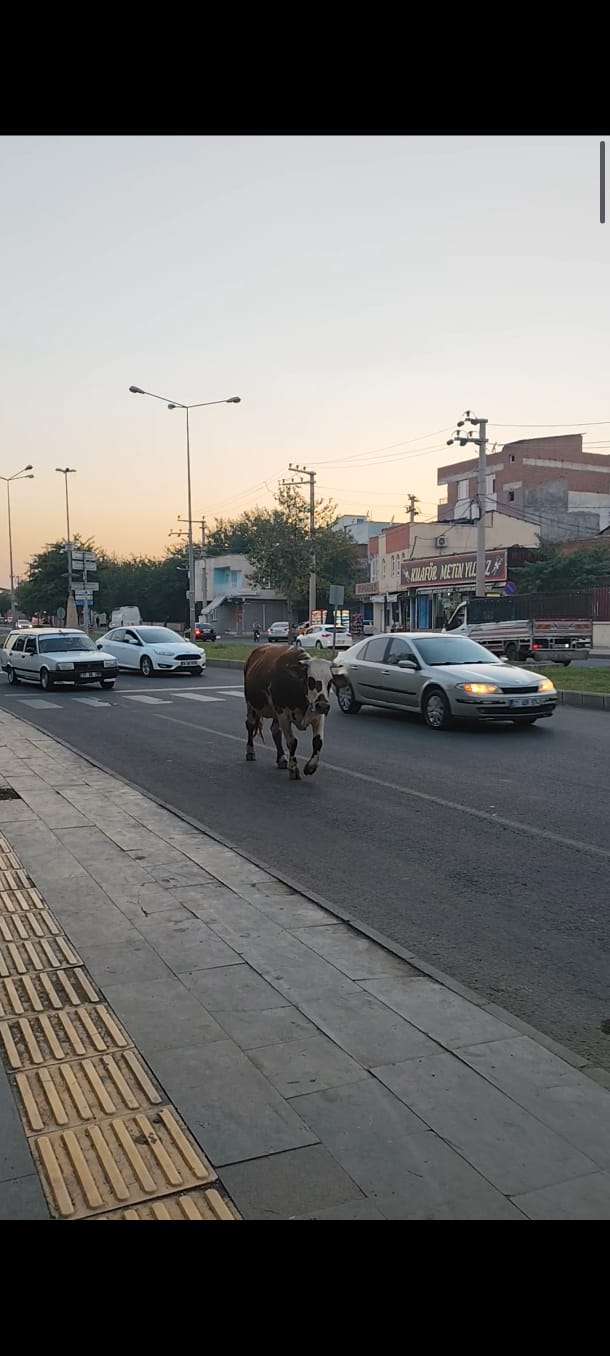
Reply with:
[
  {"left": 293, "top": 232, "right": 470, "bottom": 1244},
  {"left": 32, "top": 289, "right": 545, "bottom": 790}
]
[{"left": 244, "top": 643, "right": 334, "bottom": 779}]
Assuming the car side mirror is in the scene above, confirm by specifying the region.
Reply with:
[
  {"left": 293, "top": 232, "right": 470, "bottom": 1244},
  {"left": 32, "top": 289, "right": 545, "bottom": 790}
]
[
  {"left": 398, "top": 659, "right": 417, "bottom": 671},
  {"left": 499, "top": 656, "right": 509, "bottom": 664}
]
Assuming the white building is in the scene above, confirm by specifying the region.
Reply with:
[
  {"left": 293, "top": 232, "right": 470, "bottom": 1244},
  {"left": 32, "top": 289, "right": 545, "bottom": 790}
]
[{"left": 194, "top": 554, "right": 287, "bottom": 635}]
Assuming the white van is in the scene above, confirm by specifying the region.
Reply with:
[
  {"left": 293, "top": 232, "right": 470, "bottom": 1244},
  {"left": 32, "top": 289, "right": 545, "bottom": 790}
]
[{"left": 110, "top": 606, "right": 142, "bottom": 628}]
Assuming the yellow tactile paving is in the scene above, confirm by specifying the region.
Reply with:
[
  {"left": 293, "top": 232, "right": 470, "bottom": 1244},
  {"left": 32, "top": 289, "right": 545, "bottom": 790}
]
[
  {"left": 0, "top": 884, "right": 45, "bottom": 912},
  {"left": 14, "top": 1049, "right": 164, "bottom": 1132},
  {"left": 0, "top": 832, "right": 241, "bottom": 1221},
  {"left": 0, "top": 1004, "right": 130, "bottom": 1069},
  {"left": 0, "top": 867, "right": 31, "bottom": 892},
  {"left": 0, "top": 967, "right": 101, "bottom": 1017},
  {"left": 0, "top": 909, "right": 61, "bottom": 943},
  {"left": 97, "top": 1187, "right": 239, "bottom": 1220},
  {"left": 33, "top": 1107, "right": 216, "bottom": 1219},
  {"left": 0, "top": 934, "right": 82, "bottom": 976}
]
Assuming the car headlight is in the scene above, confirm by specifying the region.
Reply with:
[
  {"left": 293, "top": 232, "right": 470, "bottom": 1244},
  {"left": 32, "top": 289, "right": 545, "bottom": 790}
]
[
  {"left": 538, "top": 678, "right": 555, "bottom": 693},
  {"left": 457, "top": 682, "right": 501, "bottom": 695},
  {"left": 103, "top": 659, "right": 116, "bottom": 668},
  {"left": 56, "top": 662, "right": 75, "bottom": 671}
]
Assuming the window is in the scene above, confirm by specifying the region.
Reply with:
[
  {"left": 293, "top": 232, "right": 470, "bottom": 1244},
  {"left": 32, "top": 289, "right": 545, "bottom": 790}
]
[
  {"left": 10, "top": 636, "right": 25, "bottom": 652},
  {"left": 39, "top": 635, "right": 96, "bottom": 654},
  {"left": 24, "top": 638, "right": 37, "bottom": 655},
  {"left": 508, "top": 490, "right": 515, "bottom": 502},
  {"left": 362, "top": 637, "right": 389, "bottom": 663},
  {"left": 457, "top": 479, "right": 469, "bottom": 500},
  {"left": 386, "top": 638, "right": 417, "bottom": 667},
  {"left": 509, "top": 454, "right": 516, "bottom": 463}
]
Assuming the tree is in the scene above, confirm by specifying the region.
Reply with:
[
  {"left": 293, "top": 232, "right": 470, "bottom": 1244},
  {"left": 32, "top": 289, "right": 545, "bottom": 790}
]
[
  {"left": 513, "top": 545, "right": 610, "bottom": 593},
  {"left": 208, "top": 484, "right": 360, "bottom": 615},
  {"left": 17, "top": 541, "right": 78, "bottom": 617}
]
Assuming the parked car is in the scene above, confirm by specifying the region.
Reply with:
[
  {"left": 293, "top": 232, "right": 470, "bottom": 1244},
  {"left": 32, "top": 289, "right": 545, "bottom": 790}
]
[
  {"left": 331, "top": 632, "right": 557, "bottom": 730},
  {"left": 98, "top": 626, "right": 205, "bottom": 676},
  {"left": 194, "top": 623, "right": 216, "bottom": 642},
  {"left": 1, "top": 628, "right": 119, "bottom": 690},
  {"left": 266, "top": 622, "right": 290, "bottom": 642},
  {"left": 298, "top": 624, "right": 352, "bottom": 651},
  {"left": 110, "top": 606, "right": 142, "bottom": 628}
]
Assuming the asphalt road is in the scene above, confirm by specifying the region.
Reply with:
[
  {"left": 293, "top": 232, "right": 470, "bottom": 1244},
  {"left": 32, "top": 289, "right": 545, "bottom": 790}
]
[{"left": 1, "top": 667, "right": 609, "bottom": 1069}]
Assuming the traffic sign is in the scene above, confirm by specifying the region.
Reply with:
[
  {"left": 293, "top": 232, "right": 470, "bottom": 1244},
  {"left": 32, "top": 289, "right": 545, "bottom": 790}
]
[
  {"left": 329, "top": 584, "right": 345, "bottom": 606},
  {"left": 504, "top": 581, "right": 517, "bottom": 595}
]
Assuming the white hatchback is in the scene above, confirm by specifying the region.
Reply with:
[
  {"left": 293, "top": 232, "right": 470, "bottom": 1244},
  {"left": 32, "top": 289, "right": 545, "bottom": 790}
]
[
  {"left": 98, "top": 625, "right": 205, "bottom": 676},
  {"left": 298, "top": 624, "right": 352, "bottom": 651}
]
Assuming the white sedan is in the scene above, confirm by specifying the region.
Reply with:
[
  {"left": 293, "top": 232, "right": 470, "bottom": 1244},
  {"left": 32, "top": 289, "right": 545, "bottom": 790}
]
[
  {"left": 98, "top": 625, "right": 206, "bottom": 676},
  {"left": 298, "top": 624, "right": 352, "bottom": 651}
]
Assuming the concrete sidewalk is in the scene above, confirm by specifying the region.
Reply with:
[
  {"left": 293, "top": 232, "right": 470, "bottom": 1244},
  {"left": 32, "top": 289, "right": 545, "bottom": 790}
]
[{"left": 1, "top": 709, "right": 610, "bottom": 1220}]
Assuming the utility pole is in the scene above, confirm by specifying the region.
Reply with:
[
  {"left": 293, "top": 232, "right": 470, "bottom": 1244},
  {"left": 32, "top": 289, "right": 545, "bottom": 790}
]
[
  {"left": 447, "top": 412, "right": 488, "bottom": 597},
  {"left": 288, "top": 464, "right": 317, "bottom": 619},
  {"left": 177, "top": 515, "right": 207, "bottom": 614},
  {"left": 406, "top": 494, "right": 420, "bottom": 525}
]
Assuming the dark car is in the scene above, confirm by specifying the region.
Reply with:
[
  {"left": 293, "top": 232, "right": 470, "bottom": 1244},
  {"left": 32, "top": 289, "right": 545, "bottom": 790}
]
[{"left": 194, "top": 623, "right": 217, "bottom": 642}]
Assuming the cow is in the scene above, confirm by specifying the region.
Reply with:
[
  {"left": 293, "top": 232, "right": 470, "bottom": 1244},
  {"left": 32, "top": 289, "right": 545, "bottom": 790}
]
[{"left": 244, "top": 643, "right": 334, "bottom": 780}]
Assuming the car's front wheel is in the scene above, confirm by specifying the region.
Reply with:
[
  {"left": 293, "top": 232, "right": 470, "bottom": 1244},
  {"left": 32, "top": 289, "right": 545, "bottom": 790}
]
[
  {"left": 422, "top": 686, "right": 452, "bottom": 730},
  {"left": 6, "top": 666, "right": 19, "bottom": 686},
  {"left": 336, "top": 683, "right": 361, "bottom": 715},
  {"left": 40, "top": 667, "right": 53, "bottom": 691},
  {"left": 315, "top": 640, "right": 324, "bottom": 650},
  {"left": 140, "top": 656, "right": 154, "bottom": 678},
  {"left": 100, "top": 679, "right": 115, "bottom": 690}
]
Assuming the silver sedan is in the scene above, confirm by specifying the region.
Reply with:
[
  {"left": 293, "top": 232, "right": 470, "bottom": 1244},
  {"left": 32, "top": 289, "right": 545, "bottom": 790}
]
[{"left": 331, "top": 632, "right": 558, "bottom": 730}]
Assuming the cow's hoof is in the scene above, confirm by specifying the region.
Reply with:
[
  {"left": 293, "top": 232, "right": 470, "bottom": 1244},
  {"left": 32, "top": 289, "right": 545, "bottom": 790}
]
[
  {"left": 246, "top": 751, "right": 255, "bottom": 762},
  {"left": 303, "top": 762, "right": 317, "bottom": 777},
  {"left": 276, "top": 757, "right": 288, "bottom": 770},
  {"left": 289, "top": 767, "right": 300, "bottom": 780}
]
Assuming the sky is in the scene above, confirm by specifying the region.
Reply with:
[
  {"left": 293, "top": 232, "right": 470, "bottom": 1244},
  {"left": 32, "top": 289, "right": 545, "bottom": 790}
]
[{"left": 0, "top": 135, "right": 608, "bottom": 583}]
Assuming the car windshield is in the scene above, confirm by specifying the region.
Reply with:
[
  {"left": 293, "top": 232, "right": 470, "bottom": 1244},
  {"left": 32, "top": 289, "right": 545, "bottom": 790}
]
[
  {"left": 413, "top": 636, "right": 500, "bottom": 666},
  {"left": 136, "top": 628, "right": 182, "bottom": 644},
  {"left": 39, "top": 634, "right": 96, "bottom": 654}
]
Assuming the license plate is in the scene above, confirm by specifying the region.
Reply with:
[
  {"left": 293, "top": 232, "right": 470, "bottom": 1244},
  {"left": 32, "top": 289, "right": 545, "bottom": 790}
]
[
  {"left": 508, "top": 697, "right": 538, "bottom": 708},
  {"left": 80, "top": 671, "right": 97, "bottom": 679}
]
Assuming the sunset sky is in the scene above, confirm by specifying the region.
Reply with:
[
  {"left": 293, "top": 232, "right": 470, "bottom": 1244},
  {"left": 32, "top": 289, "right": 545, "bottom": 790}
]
[{"left": 1, "top": 135, "right": 607, "bottom": 584}]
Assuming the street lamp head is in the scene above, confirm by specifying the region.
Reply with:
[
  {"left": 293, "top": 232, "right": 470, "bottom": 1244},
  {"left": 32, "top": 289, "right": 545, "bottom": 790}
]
[
  {"left": 24, "top": 464, "right": 33, "bottom": 471},
  {"left": 167, "top": 403, "right": 178, "bottom": 410},
  {"left": 226, "top": 396, "right": 241, "bottom": 404},
  {"left": 25, "top": 475, "right": 34, "bottom": 480},
  {"left": 129, "top": 385, "right": 145, "bottom": 395}
]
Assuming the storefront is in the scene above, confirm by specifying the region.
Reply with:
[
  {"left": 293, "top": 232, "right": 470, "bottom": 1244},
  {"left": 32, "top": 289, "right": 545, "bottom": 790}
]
[{"left": 399, "top": 549, "right": 508, "bottom": 630}]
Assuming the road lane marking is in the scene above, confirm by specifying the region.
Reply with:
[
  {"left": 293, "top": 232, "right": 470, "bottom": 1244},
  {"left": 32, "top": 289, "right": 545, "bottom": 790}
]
[
  {"left": 154, "top": 713, "right": 610, "bottom": 863},
  {"left": 18, "top": 699, "right": 63, "bottom": 710},
  {"left": 122, "top": 695, "right": 172, "bottom": 705},
  {"left": 178, "top": 694, "right": 223, "bottom": 703},
  {"left": 74, "top": 698, "right": 112, "bottom": 708}
]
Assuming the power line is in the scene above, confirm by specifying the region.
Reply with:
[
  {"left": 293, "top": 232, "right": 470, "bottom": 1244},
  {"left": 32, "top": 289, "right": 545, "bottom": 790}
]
[
  {"left": 490, "top": 419, "right": 610, "bottom": 428},
  {"left": 307, "top": 427, "right": 452, "bottom": 468}
]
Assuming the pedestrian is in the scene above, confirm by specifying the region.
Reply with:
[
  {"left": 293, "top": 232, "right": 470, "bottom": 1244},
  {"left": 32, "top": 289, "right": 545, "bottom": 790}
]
[
  {"left": 289, "top": 621, "right": 298, "bottom": 645},
  {"left": 253, "top": 622, "right": 261, "bottom": 643}
]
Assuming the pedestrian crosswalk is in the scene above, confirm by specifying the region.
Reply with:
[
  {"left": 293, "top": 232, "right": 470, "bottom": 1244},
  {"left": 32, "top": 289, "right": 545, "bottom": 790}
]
[{"left": 14, "top": 685, "right": 244, "bottom": 715}]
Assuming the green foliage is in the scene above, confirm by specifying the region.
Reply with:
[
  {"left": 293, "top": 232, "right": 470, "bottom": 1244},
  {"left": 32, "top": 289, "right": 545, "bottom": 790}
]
[
  {"left": 207, "top": 485, "right": 360, "bottom": 613},
  {"left": 514, "top": 545, "right": 610, "bottom": 593},
  {"left": 17, "top": 541, "right": 190, "bottom": 623}
]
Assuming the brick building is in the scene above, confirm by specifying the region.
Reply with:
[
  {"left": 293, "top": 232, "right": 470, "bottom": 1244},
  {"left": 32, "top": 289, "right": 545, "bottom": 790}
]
[{"left": 437, "top": 434, "right": 610, "bottom": 541}]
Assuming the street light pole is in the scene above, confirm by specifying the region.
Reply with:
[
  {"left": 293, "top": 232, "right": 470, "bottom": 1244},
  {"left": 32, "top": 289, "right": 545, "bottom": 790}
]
[
  {"left": 129, "top": 385, "right": 241, "bottom": 636},
  {"left": 0, "top": 467, "right": 34, "bottom": 622},
  {"left": 56, "top": 468, "right": 77, "bottom": 597},
  {"left": 447, "top": 412, "right": 488, "bottom": 598}
]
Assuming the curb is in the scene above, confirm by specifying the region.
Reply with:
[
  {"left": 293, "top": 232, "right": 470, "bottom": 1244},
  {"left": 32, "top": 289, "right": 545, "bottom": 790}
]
[
  {"left": 206, "top": 658, "right": 610, "bottom": 712},
  {"left": 4, "top": 708, "right": 607, "bottom": 1089}
]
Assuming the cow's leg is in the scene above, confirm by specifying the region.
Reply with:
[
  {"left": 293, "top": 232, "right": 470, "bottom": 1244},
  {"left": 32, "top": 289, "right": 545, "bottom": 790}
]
[
  {"left": 303, "top": 714, "right": 325, "bottom": 777},
  {"left": 245, "top": 704, "right": 259, "bottom": 761},
  {"left": 279, "top": 711, "right": 299, "bottom": 779},
  {"left": 271, "top": 716, "right": 287, "bottom": 769}
]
